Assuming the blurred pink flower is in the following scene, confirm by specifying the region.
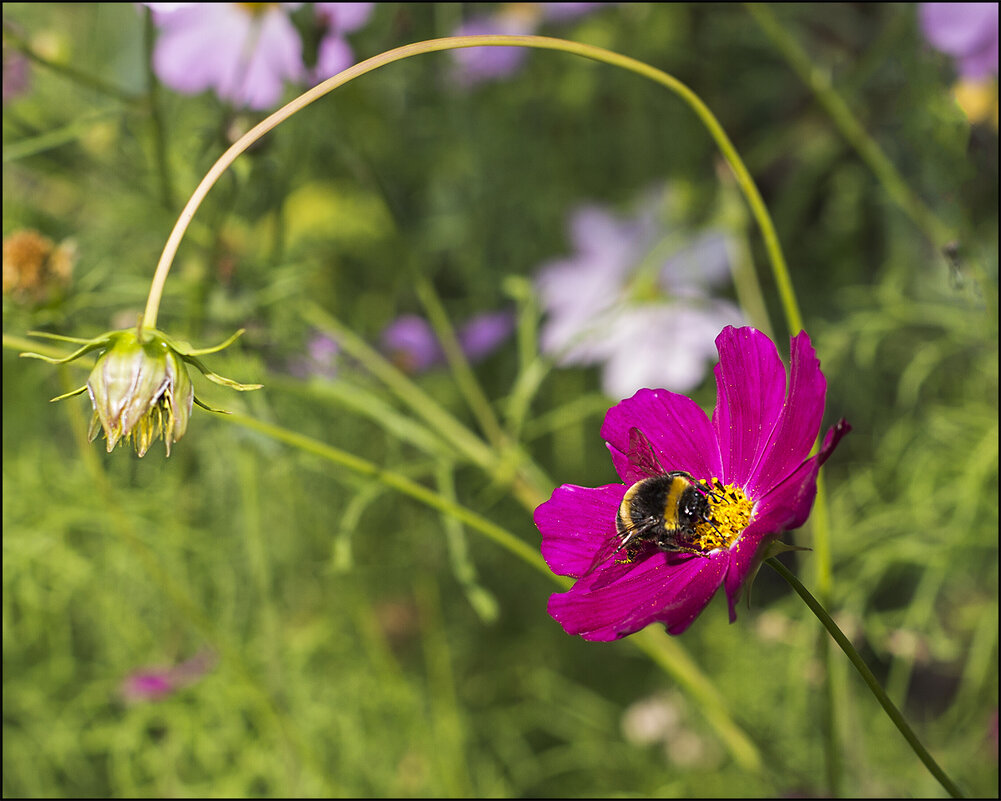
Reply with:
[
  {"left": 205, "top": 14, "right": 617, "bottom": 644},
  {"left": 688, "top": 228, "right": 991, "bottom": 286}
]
[
  {"left": 147, "top": 2, "right": 373, "bottom": 110},
  {"left": 120, "top": 650, "right": 216, "bottom": 703},
  {"left": 381, "top": 310, "right": 514, "bottom": 373},
  {"left": 312, "top": 3, "right": 375, "bottom": 82},
  {"left": 457, "top": 310, "right": 515, "bottom": 362},
  {"left": 381, "top": 314, "right": 443, "bottom": 373},
  {"left": 2, "top": 27, "right": 31, "bottom": 104},
  {"left": 920, "top": 3, "right": 998, "bottom": 79},
  {"left": 450, "top": 3, "right": 608, "bottom": 85},
  {"left": 290, "top": 331, "right": 340, "bottom": 379}
]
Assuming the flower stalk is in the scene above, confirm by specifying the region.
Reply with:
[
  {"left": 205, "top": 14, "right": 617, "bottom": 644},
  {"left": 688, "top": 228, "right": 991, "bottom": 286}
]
[
  {"left": 140, "top": 34, "right": 803, "bottom": 338},
  {"left": 766, "top": 557, "right": 965, "bottom": 799}
]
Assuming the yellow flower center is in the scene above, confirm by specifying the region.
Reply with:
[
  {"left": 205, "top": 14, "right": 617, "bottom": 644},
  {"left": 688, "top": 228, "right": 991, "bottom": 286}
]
[
  {"left": 692, "top": 479, "right": 754, "bottom": 552},
  {"left": 237, "top": 3, "right": 278, "bottom": 16}
]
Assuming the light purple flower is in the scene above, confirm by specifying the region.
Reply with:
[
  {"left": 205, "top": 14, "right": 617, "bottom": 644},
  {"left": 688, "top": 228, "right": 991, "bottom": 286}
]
[
  {"left": 147, "top": 3, "right": 373, "bottom": 110},
  {"left": 458, "top": 310, "right": 515, "bottom": 362},
  {"left": 542, "top": 3, "right": 608, "bottom": 22},
  {"left": 290, "top": 331, "right": 340, "bottom": 379},
  {"left": 122, "top": 671, "right": 175, "bottom": 702},
  {"left": 535, "top": 326, "right": 849, "bottom": 641},
  {"left": 121, "top": 651, "right": 216, "bottom": 702},
  {"left": 536, "top": 198, "right": 744, "bottom": 400},
  {"left": 312, "top": 2, "right": 375, "bottom": 82},
  {"left": 920, "top": 3, "right": 999, "bottom": 79},
  {"left": 450, "top": 3, "right": 608, "bottom": 85},
  {"left": 452, "top": 12, "right": 537, "bottom": 85},
  {"left": 2, "top": 37, "right": 30, "bottom": 105},
  {"left": 381, "top": 311, "right": 514, "bottom": 373},
  {"left": 381, "top": 314, "right": 443, "bottom": 373}
]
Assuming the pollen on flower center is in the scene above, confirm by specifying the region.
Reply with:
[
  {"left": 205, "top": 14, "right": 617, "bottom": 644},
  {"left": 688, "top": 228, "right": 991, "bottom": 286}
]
[
  {"left": 237, "top": 3, "right": 278, "bottom": 14},
  {"left": 692, "top": 479, "right": 754, "bottom": 552}
]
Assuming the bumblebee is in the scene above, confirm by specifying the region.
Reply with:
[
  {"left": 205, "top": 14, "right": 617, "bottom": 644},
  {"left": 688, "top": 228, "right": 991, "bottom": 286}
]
[
  {"left": 582, "top": 427, "right": 720, "bottom": 578},
  {"left": 615, "top": 470, "right": 713, "bottom": 556}
]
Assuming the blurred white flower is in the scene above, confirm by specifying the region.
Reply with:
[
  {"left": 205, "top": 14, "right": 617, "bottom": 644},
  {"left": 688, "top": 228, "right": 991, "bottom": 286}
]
[
  {"left": 535, "top": 192, "right": 744, "bottom": 400},
  {"left": 621, "top": 693, "right": 682, "bottom": 746}
]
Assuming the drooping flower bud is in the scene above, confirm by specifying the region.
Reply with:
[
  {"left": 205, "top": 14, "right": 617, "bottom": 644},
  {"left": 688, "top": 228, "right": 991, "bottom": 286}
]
[
  {"left": 21, "top": 323, "right": 261, "bottom": 457},
  {"left": 85, "top": 330, "right": 194, "bottom": 456}
]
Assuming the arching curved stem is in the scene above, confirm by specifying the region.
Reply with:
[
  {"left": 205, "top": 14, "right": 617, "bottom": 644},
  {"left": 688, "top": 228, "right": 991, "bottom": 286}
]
[{"left": 142, "top": 34, "right": 802, "bottom": 336}]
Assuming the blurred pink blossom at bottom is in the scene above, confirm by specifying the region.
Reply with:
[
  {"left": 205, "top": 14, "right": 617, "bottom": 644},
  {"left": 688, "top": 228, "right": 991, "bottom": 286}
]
[{"left": 120, "top": 650, "right": 216, "bottom": 703}]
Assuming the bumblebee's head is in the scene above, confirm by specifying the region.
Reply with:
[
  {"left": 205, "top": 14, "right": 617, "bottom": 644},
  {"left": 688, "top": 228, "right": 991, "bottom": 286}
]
[{"left": 678, "top": 484, "right": 713, "bottom": 527}]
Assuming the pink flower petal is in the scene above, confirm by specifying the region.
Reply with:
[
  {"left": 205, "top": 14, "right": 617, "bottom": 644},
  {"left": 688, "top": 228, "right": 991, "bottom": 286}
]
[
  {"left": 152, "top": 4, "right": 305, "bottom": 110},
  {"left": 315, "top": 2, "right": 374, "bottom": 34},
  {"left": 224, "top": 8, "right": 304, "bottom": 110},
  {"left": 712, "top": 326, "right": 787, "bottom": 487},
  {"left": 314, "top": 35, "right": 354, "bottom": 82},
  {"left": 602, "top": 388, "right": 722, "bottom": 484},
  {"left": 744, "top": 331, "right": 826, "bottom": 498},
  {"left": 153, "top": 4, "right": 251, "bottom": 96},
  {"left": 537, "top": 483, "right": 625, "bottom": 577},
  {"left": 121, "top": 671, "right": 174, "bottom": 702},
  {"left": 722, "top": 418, "right": 850, "bottom": 620},
  {"left": 920, "top": 3, "right": 999, "bottom": 70},
  {"left": 548, "top": 551, "right": 727, "bottom": 641},
  {"left": 720, "top": 530, "right": 766, "bottom": 623}
]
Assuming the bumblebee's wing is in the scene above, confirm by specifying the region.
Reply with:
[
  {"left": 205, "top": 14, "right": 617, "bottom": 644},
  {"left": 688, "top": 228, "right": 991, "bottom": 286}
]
[
  {"left": 621, "top": 427, "right": 667, "bottom": 483},
  {"left": 578, "top": 534, "right": 625, "bottom": 580},
  {"left": 579, "top": 516, "right": 659, "bottom": 579}
]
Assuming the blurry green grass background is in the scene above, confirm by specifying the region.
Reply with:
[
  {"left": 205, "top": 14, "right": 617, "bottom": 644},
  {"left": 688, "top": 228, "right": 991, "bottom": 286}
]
[{"left": 3, "top": 3, "right": 997, "bottom": 797}]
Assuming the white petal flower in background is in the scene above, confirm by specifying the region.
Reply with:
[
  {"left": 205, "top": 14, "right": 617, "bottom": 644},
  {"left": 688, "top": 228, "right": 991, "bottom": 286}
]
[{"left": 535, "top": 192, "right": 744, "bottom": 400}]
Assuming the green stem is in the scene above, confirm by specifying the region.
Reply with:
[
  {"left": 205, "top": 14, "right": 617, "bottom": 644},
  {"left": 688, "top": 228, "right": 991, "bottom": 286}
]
[
  {"left": 302, "top": 304, "right": 498, "bottom": 471},
  {"left": 223, "top": 410, "right": 549, "bottom": 580},
  {"left": 766, "top": 557, "right": 964, "bottom": 798},
  {"left": 141, "top": 34, "right": 802, "bottom": 337},
  {"left": 415, "top": 275, "right": 506, "bottom": 449},
  {"left": 2, "top": 109, "right": 124, "bottom": 163},
  {"left": 2, "top": 22, "right": 138, "bottom": 104},
  {"left": 143, "top": 5, "right": 175, "bottom": 209},
  {"left": 809, "top": 474, "right": 840, "bottom": 794}
]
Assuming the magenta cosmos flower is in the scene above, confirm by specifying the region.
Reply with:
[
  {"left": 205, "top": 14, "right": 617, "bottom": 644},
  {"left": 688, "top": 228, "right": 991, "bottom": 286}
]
[{"left": 535, "top": 326, "right": 849, "bottom": 641}]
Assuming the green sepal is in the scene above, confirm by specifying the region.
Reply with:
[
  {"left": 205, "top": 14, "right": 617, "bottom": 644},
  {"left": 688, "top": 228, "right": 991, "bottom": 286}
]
[
  {"left": 20, "top": 336, "right": 112, "bottom": 365},
  {"left": 24, "top": 323, "right": 259, "bottom": 457},
  {"left": 193, "top": 395, "right": 231, "bottom": 414},
  {"left": 744, "top": 540, "right": 812, "bottom": 611},
  {"left": 166, "top": 328, "right": 247, "bottom": 357},
  {"left": 26, "top": 330, "right": 103, "bottom": 345},
  {"left": 764, "top": 540, "right": 812, "bottom": 557},
  {"left": 182, "top": 352, "right": 263, "bottom": 391},
  {"left": 49, "top": 385, "right": 90, "bottom": 403}
]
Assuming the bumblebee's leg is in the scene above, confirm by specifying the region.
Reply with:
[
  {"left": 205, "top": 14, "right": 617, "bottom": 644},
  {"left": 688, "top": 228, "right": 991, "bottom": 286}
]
[{"left": 656, "top": 538, "right": 709, "bottom": 558}]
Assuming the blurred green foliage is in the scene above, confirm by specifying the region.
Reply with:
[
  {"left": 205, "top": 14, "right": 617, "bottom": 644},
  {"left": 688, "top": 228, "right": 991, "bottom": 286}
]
[{"left": 3, "top": 3, "right": 997, "bottom": 797}]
